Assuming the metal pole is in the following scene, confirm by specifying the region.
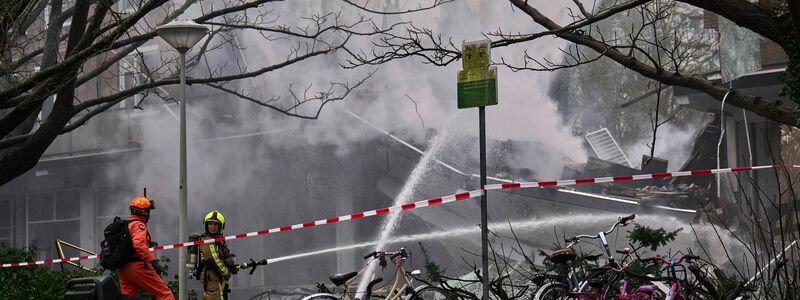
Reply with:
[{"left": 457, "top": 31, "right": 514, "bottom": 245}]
[
  {"left": 479, "top": 106, "right": 489, "bottom": 300},
  {"left": 178, "top": 51, "right": 188, "bottom": 300}
]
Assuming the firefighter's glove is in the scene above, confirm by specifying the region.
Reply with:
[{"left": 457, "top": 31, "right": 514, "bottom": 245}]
[
  {"left": 226, "top": 257, "right": 238, "bottom": 274},
  {"left": 150, "top": 260, "right": 164, "bottom": 276}
]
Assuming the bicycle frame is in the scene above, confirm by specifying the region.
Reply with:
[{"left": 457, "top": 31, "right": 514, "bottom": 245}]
[
  {"left": 331, "top": 264, "right": 372, "bottom": 300},
  {"left": 607, "top": 250, "right": 665, "bottom": 300},
  {"left": 613, "top": 275, "right": 662, "bottom": 300},
  {"left": 562, "top": 215, "right": 635, "bottom": 299},
  {"left": 665, "top": 280, "right": 685, "bottom": 300},
  {"left": 653, "top": 255, "right": 694, "bottom": 300},
  {"left": 572, "top": 217, "right": 635, "bottom": 297},
  {"left": 314, "top": 249, "right": 418, "bottom": 300},
  {"left": 376, "top": 254, "right": 415, "bottom": 299}
]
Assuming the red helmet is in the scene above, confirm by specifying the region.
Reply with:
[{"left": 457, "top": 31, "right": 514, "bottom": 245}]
[
  {"left": 130, "top": 196, "right": 154, "bottom": 218},
  {"left": 130, "top": 196, "right": 154, "bottom": 210}
]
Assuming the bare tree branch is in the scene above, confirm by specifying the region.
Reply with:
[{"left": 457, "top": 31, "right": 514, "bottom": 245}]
[
  {"left": 340, "top": 0, "right": 454, "bottom": 15},
  {"left": 507, "top": 0, "right": 800, "bottom": 128}
]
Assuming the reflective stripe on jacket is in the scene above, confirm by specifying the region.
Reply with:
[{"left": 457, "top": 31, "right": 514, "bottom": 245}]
[{"left": 199, "top": 242, "right": 230, "bottom": 279}]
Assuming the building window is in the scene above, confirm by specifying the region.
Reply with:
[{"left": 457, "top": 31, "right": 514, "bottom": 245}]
[
  {"left": 26, "top": 190, "right": 81, "bottom": 260},
  {"left": 62, "top": 0, "right": 73, "bottom": 28},
  {"left": 43, "top": 0, "right": 74, "bottom": 28},
  {"left": 118, "top": 45, "right": 160, "bottom": 109},
  {"left": 0, "top": 199, "right": 13, "bottom": 246},
  {"left": 118, "top": 56, "right": 141, "bottom": 109},
  {"left": 95, "top": 186, "right": 136, "bottom": 243},
  {"left": 118, "top": 0, "right": 144, "bottom": 13},
  {"left": 35, "top": 96, "right": 55, "bottom": 130}
]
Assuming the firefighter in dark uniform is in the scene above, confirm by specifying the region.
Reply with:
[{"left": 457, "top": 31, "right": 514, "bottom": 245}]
[{"left": 197, "top": 211, "right": 238, "bottom": 300}]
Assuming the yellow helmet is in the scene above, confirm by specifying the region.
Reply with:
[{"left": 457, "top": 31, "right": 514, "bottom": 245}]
[{"left": 204, "top": 210, "right": 225, "bottom": 230}]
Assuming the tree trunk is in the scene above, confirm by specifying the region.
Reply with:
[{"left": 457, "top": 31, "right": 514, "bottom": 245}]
[{"left": 0, "top": 0, "right": 90, "bottom": 185}]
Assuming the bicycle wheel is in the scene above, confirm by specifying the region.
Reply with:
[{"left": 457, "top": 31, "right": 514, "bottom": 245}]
[
  {"left": 577, "top": 267, "right": 617, "bottom": 297},
  {"left": 602, "top": 283, "right": 665, "bottom": 300},
  {"left": 533, "top": 282, "right": 570, "bottom": 300},
  {"left": 405, "top": 285, "right": 453, "bottom": 300},
  {"left": 600, "top": 277, "right": 620, "bottom": 299},
  {"left": 301, "top": 293, "right": 339, "bottom": 300}
]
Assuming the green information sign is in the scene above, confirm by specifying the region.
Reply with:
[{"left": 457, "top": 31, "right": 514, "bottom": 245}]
[
  {"left": 458, "top": 40, "right": 497, "bottom": 109},
  {"left": 458, "top": 66, "right": 497, "bottom": 109}
]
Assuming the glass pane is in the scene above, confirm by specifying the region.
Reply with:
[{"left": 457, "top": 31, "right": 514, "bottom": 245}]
[
  {"left": 96, "top": 187, "right": 130, "bottom": 217},
  {"left": 119, "top": 0, "right": 144, "bottom": 11},
  {"left": 0, "top": 228, "right": 9, "bottom": 238},
  {"left": 28, "top": 193, "right": 53, "bottom": 221},
  {"left": 718, "top": 15, "right": 761, "bottom": 82},
  {"left": 0, "top": 200, "right": 10, "bottom": 226},
  {"left": 55, "top": 220, "right": 81, "bottom": 251},
  {"left": 96, "top": 216, "right": 117, "bottom": 234},
  {"left": 55, "top": 190, "right": 80, "bottom": 220},
  {"left": 28, "top": 223, "right": 57, "bottom": 255},
  {"left": 29, "top": 220, "right": 81, "bottom": 258}
]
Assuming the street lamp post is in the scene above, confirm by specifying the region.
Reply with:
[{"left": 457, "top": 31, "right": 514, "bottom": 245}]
[{"left": 156, "top": 20, "right": 208, "bottom": 300}]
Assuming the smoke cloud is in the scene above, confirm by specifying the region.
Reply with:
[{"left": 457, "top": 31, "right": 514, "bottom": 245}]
[{"left": 88, "top": 0, "right": 678, "bottom": 297}]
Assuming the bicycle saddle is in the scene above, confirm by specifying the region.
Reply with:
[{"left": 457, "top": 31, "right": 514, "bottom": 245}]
[
  {"left": 550, "top": 248, "right": 577, "bottom": 264},
  {"left": 635, "top": 285, "right": 659, "bottom": 294},
  {"left": 583, "top": 254, "right": 602, "bottom": 262},
  {"left": 329, "top": 271, "right": 358, "bottom": 286}
]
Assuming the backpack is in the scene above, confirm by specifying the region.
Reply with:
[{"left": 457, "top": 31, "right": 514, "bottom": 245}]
[{"left": 99, "top": 216, "right": 134, "bottom": 270}]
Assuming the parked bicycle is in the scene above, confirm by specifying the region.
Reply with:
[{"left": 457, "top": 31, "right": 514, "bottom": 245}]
[
  {"left": 641, "top": 255, "right": 699, "bottom": 300},
  {"left": 563, "top": 236, "right": 699, "bottom": 299},
  {"left": 302, "top": 247, "right": 452, "bottom": 300},
  {"left": 533, "top": 214, "right": 636, "bottom": 300},
  {"left": 600, "top": 247, "right": 667, "bottom": 300}
]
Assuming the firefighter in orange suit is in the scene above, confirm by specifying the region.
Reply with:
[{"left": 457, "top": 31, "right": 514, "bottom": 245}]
[
  {"left": 118, "top": 196, "right": 175, "bottom": 300},
  {"left": 197, "top": 210, "right": 238, "bottom": 300}
]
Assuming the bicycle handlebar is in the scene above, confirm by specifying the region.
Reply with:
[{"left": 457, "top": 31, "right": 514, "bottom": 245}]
[
  {"left": 363, "top": 248, "right": 408, "bottom": 260},
  {"left": 388, "top": 248, "right": 407, "bottom": 260},
  {"left": 620, "top": 214, "right": 635, "bottom": 225},
  {"left": 645, "top": 255, "right": 700, "bottom": 266},
  {"left": 615, "top": 248, "right": 633, "bottom": 255},
  {"left": 685, "top": 255, "right": 700, "bottom": 261},
  {"left": 565, "top": 214, "right": 636, "bottom": 244},
  {"left": 640, "top": 257, "right": 659, "bottom": 263},
  {"left": 363, "top": 251, "right": 378, "bottom": 260}
]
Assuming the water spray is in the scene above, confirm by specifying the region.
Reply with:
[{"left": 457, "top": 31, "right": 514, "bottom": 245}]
[
  {"left": 355, "top": 124, "right": 453, "bottom": 297},
  {"left": 343, "top": 110, "right": 513, "bottom": 183},
  {"left": 262, "top": 214, "right": 690, "bottom": 265}
]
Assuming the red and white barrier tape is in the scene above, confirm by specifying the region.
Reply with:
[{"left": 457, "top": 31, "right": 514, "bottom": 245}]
[
  {"left": 1, "top": 190, "right": 483, "bottom": 268},
  {"left": 2, "top": 164, "right": 796, "bottom": 268},
  {"left": 482, "top": 165, "right": 796, "bottom": 190}
]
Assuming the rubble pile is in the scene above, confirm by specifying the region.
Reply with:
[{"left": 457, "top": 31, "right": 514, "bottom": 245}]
[{"left": 635, "top": 183, "right": 711, "bottom": 208}]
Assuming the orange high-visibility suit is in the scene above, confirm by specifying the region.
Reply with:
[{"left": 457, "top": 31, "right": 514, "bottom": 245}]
[{"left": 118, "top": 215, "right": 175, "bottom": 300}]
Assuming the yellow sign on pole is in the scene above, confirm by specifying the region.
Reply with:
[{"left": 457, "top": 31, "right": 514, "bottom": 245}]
[
  {"left": 461, "top": 40, "right": 491, "bottom": 69},
  {"left": 458, "top": 66, "right": 496, "bottom": 83},
  {"left": 458, "top": 40, "right": 496, "bottom": 109}
]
